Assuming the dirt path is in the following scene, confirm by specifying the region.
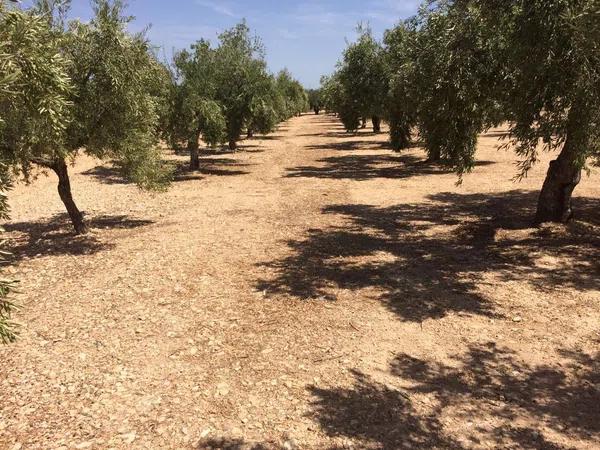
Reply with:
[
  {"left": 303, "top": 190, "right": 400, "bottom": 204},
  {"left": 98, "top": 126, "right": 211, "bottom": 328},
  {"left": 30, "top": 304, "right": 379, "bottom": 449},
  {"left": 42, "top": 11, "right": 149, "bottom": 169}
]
[{"left": 1, "top": 114, "right": 599, "bottom": 449}]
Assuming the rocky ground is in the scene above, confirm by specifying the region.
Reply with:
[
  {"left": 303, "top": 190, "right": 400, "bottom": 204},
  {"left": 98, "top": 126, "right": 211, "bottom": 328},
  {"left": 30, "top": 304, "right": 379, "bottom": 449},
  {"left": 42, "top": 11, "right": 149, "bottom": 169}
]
[{"left": 1, "top": 114, "right": 598, "bottom": 449}]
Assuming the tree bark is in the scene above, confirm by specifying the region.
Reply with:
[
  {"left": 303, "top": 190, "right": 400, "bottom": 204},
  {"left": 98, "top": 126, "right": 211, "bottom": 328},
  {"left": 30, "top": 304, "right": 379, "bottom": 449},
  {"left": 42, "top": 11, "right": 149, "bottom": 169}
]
[
  {"left": 50, "top": 159, "right": 88, "bottom": 235},
  {"left": 188, "top": 130, "right": 200, "bottom": 171},
  {"left": 535, "top": 137, "right": 581, "bottom": 224},
  {"left": 535, "top": 100, "right": 587, "bottom": 224},
  {"left": 372, "top": 116, "right": 382, "bottom": 133},
  {"left": 427, "top": 147, "right": 441, "bottom": 162}
]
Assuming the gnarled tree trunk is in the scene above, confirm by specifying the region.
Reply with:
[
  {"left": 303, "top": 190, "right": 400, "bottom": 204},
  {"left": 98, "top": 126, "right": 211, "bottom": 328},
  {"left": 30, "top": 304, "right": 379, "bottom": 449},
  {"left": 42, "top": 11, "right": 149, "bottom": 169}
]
[
  {"left": 535, "top": 138, "right": 581, "bottom": 224},
  {"left": 188, "top": 129, "right": 201, "bottom": 171},
  {"left": 428, "top": 147, "right": 441, "bottom": 162},
  {"left": 372, "top": 115, "right": 381, "bottom": 133},
  {"left": 535, "top": 100, "right": 586, "bottom": 224},
  {"left": 51, "top": 159, "right": 88, "bottom": 235}
]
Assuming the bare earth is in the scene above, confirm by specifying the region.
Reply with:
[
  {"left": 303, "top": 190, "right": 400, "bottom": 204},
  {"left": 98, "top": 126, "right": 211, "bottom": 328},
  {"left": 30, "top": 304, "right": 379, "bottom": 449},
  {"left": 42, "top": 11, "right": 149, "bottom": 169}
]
[{"left": 1, "top": 114, "right": 599, "bottom": 450}]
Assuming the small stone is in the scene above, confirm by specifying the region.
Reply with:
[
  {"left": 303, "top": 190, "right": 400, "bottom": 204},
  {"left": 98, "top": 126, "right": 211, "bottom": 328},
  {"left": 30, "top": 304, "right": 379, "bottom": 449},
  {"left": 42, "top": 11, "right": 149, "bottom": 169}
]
[
  {"left": 120, "top": 432, "right": 136, "bottom": 444},
  {"left": 216, "top": 383, "right": 230, "bottom": 396},
  {"left": 512, "top": 316, "right": 523, "bottom": 323},
  {"left": 283, "top": 439, "right": 299, "bottom": 450}
]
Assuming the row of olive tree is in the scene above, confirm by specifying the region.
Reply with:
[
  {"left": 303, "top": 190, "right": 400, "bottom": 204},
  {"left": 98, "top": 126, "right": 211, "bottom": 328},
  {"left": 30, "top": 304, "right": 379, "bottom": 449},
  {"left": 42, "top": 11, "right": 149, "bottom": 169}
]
[
  {"left": 321, "top": 0, "right": 600, "bottom": 224},
  {"left": 1, "top": 1, "right": 309, "bottom": 235},
  {"left": 165, "top": 23, "right": 308, "bottom": 170}
]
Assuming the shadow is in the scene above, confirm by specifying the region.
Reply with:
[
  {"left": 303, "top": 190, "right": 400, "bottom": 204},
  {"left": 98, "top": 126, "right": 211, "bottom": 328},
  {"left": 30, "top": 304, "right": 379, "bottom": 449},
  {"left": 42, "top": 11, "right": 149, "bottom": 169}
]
[
  {"left": 196, "top": 437, "right": 274, "bottom": 450},
  {"left": 252, "top": 135, "right": 284, "bottom": 141},
  {"left": 302, "top": 136, "right": 393, "bottom": 146},
  {"left": 3, "top": 213, "right": 154, "bottom": 261},
  {"left": 391, "top": 343, "right": 600, "bottom": 445},
  {"left": 482, "top": 130, "right": 510, "bottom": 139},
  {"left": 256, "top": 191, "right": 600, "bottom": 322},
  {"left": 287, "top": 152, "right": 495, "bottom": 181},
  {"left": 310, "top": 343, "right": 598, "bottom": 449},
  {"left": 199, "top": 145, "right": 265, "bottom": 156},
  {"left": 170, "top": 158, "right": 252, "bottom": 181},
  {"left": 309, "top": 370, "right": 461, "bottom": 449},
  {"left": 82, "top": 165, "right": 130, "bottom": 185}
]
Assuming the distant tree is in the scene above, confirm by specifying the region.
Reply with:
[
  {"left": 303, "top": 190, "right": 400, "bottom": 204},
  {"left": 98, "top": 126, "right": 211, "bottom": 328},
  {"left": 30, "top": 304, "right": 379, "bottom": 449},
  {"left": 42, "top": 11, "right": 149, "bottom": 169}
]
[
  {"left": 247, "top": 74, "right": 280, "bottom": 137},
  {"left": 274, "top": 69, "right": 308, "bottom": 120},
  {"left": 407, "top": 2, "right": 498, "bottom": 168},
  {"left": 319, "top": 74, "right": 342, "bottom": 116},
  {"left": 337, "top": 27, "right": 388, "bottom": 133},
  {"left": 213, "top": 22, "right": 271, "bottom": 150},
  {"left": 170, "top": 40, "right": 225, "bottom": 169},
  {"left": 0, "top": 0, "right": 170, "bottom": 234},
  {"left": 307, "top": 89, "right": 322, "bottom": 115},
  {"left": 382, "top": 24, "right": 418, "bottom": 151}
]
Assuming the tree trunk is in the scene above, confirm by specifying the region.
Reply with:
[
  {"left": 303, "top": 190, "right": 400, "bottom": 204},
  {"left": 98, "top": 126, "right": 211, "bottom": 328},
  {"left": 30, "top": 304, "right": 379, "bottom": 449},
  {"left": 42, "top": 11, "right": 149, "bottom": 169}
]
[
  {"left": 229, "top": 140, "right": 237, "bottom": 151},
  {"left": 50, "top": 159, "right": 88, "bottom": 235},
  {"left": 361, "top": 117, "right": 367, "bottom": 129},
  {"left": 188, "top": 130, "right": 200, "bottom": 171},
  {"left": 314, "top": 107, "right": 320, "bottom": 115},
  {"left": 372, "top": 115, "right": 381, "bottom": 133},
  {"left": 247, "top": 128, "right": 254, "bottom": 138},
  {"left": 428, "top": 147, "right": 441, "bottom": 162},
  {"left": 535, "top": 138, "right": 581, "bottom": 224},
  {"left": 535, "top": 99, "right": 587, "bottom": 224}
]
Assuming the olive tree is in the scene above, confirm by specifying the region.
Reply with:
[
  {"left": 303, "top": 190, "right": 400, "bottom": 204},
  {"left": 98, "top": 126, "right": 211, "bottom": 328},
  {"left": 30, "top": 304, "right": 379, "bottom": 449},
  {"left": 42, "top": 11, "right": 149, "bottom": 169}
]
[
  {"left": 405, "top": 2, "right": 498, "bottom": 169},
  {"left": 382, "top": 24, "right": 419, "bottom": 151},
  {"left": 337, "top": 27, "right": 388, "bottom": 133},
  {"left": 479, "top": 0, "right": 600, "bottom": 222},
  {"left": 1, "top": 0, "right": 170, "bottom": 234},
  {"left": 426, "top": 0, "right": 600, "bottom": 222},
  {"left": 246, "top": 74, "right": 280, "bottom": 137},
  {"left": 274, "top": 69, "right": 308, "bottom": 120},
  {"left": 0, "top": 165, "right": 17, "bottom": 344},
  {"left": 307, "top": 89, "right": 322, "bottom": 115},
  {"left": 170, "top": 40, "right": 225, "bottom": 169},
  {"left": 213, "top": 22, "right": 272, "bottom": 150},
  {"left": 0, "top": 1, "right": 46, "bottom": 342}
]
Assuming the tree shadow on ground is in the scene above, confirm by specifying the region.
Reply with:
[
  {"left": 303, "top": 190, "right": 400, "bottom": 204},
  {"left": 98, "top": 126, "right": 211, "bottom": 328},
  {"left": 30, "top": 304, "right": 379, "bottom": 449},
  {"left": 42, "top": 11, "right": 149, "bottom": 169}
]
[
  {"left": 287, "top": 151, "right": 496, "bottom": 180},
  {"left": 196, "top": 437, "right": 275, "bottom": 450},
  {"left": 171, "top": 158, "right": 252, "bottom": 181},
  {"left": 171, "top": 142, "right": 265, "bottom": 157},
  {"left": 305, "top": 138, "right": 393, "bottom": 149},
  {"left": 310, "top": 370, "right": 461, "bottom": 449},
  {"left": 3, "top": 213, "right": 153, "bottom": 261},
  {"left": 287, "top": 154, "right": 449, "bottom": 180},
  {"left": 309, "top": 342, "right": 599, "bottom": 449},
  {"left": 256, "top": 190, "right": 600, "bottom": 322},
  {"left": 84, "top": 157, "right": 253, "bottom": 185}
]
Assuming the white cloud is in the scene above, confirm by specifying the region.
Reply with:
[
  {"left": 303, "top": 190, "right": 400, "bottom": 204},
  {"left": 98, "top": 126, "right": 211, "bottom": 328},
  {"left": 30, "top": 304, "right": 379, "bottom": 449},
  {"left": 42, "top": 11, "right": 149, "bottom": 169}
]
[{"left": 195, "top": 0, "right": 236, "bottom": 17}]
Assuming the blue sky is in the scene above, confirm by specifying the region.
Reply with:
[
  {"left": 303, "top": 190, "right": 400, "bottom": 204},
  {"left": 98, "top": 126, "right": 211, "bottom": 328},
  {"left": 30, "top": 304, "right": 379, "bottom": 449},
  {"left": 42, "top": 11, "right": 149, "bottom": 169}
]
[{"left": 22, "top": 0, "right": 423, "bottom": 88}]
